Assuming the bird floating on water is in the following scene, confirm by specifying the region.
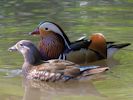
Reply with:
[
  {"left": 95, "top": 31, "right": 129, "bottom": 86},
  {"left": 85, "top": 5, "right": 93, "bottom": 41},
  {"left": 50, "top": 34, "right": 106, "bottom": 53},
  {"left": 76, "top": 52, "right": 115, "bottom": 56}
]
[
  {"left": 29, "top": 21, "right": 131, "bottom": 64},
  {"left": 8, "top": 40, "right": 109, "bottom": 82}
]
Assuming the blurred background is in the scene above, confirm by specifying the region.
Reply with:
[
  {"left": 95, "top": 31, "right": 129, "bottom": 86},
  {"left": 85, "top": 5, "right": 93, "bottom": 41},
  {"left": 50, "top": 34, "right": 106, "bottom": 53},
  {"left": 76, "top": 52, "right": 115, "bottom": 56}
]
[{"left": 0, "top": 0, "right": 133, "bottom": 100}]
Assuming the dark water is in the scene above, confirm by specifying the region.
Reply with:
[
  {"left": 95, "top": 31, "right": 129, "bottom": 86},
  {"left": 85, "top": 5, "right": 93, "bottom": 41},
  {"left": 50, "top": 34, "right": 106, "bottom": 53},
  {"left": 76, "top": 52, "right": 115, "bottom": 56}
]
[{"left": 0, "top": 0, "right": 133, "bottom": 100}]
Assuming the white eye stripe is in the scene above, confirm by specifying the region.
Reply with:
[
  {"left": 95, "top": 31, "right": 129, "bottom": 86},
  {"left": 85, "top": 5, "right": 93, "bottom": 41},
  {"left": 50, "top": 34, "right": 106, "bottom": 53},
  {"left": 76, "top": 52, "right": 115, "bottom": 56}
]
[
  {"left": 40, "top": 22, "right": 62, "bottom": 34},
  {"left": 17, "top": 43, "right": 29, "bottom": 50},
  {"left": 19, "top": 45, "right": 30, "bottom": 54},
  {"left": 23, "top": 46, "right": 30, "bottom": 49}
]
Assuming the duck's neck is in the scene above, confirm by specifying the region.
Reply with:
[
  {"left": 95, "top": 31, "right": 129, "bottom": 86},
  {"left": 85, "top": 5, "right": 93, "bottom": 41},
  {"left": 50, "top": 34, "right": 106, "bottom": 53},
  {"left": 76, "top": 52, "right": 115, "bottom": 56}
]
[
  {"left": 23, "top": 52, "right": 36, "bottom": 65},
  {"left": 22, "top": 51, "right": 41, "bottom": 76}
]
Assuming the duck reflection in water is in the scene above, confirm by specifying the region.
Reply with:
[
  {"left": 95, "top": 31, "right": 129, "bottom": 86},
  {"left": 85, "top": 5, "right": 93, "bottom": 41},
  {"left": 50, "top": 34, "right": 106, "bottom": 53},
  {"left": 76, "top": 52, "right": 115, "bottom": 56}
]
[{"left": 22, "top": 79, "right": 105, "bottom": 100}]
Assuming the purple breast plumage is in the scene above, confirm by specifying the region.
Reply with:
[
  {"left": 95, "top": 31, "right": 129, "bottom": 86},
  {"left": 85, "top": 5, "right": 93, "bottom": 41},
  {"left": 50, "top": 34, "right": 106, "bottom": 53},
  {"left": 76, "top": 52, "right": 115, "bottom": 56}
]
[{"left": 39, "top": 33, "right": 65, "bottom": 60}]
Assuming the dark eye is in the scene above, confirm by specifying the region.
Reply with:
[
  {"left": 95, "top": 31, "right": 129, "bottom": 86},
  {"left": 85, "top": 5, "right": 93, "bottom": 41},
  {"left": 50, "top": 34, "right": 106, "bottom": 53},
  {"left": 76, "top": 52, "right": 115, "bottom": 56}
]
[
  {"left": 20, "top": 43, "right": 23, "bottom": 46},
  {"left": 45, "top": 27, "right": 49, "bottom": 31}
]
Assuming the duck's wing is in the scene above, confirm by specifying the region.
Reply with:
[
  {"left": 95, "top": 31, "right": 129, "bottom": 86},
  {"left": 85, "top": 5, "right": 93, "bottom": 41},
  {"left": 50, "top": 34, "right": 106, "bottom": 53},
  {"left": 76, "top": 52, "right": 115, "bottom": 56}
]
[
  {"left": 41, "top": 59, "right": 79, "bottom": 70},
  {"left": 28, "top": 60, "right": 109, "bottom": 82},
  {"left": 69, "top": 40, "right": 91, "bottom": 51},
  {"left": 28, "top": 59, "right": 81, "bottom": 82},
  {"left": 70, "top": 39, "right": 115, "bottom": 52}
]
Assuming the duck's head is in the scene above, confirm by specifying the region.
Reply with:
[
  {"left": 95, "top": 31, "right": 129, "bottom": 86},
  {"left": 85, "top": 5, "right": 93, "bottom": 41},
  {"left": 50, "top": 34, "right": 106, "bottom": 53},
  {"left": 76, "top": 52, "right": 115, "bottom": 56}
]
[
  {"left": 88, "top": 33, "right": 107, "bottom": 58},
  {"left": 8, "top": 40, "right": 41, "bottom": 64},
  {"left": 29, "top": 21, "right": 71, "bottom": 49}
]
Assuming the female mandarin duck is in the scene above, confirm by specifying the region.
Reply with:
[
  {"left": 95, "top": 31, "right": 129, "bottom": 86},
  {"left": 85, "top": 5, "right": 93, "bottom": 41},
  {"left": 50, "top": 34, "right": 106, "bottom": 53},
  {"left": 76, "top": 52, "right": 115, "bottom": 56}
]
[
  {"left": 29, "top": 21, "right": 130, "bottom": 64},
  {"left": 8, "top": 40, "right": 109, "bottom": 82}
]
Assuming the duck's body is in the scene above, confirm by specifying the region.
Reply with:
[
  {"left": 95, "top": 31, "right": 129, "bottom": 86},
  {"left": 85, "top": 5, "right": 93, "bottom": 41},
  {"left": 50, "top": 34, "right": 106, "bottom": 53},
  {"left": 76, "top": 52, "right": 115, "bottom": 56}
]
[
  {"left": 8, "top": 40, "right": 108, "bottom": 82},
  {"left": 29, "top": 22, "right": 131, "bottom": 64},
  {"left": 65, "top": 36, "right": 130, "bottom": 64}
]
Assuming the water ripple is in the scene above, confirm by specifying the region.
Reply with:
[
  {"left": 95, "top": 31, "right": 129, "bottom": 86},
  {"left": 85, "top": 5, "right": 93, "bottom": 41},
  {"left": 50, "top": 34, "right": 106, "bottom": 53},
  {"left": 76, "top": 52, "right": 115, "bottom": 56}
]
[{"left": 0, "top": 68, "right": 22, "bottom": 78}]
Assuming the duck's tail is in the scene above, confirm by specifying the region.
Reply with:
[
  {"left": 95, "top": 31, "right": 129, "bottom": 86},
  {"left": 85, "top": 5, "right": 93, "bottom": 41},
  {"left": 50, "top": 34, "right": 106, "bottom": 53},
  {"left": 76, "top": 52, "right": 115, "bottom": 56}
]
[
  {"left": 108, "top": 43, "right": 131, "bottom": 49},
  {"left": 107, "top": 43, "right": 131, "bottom": 58},
  {"left": 79, "top": 66, "right": 109, "bottom": 76}
]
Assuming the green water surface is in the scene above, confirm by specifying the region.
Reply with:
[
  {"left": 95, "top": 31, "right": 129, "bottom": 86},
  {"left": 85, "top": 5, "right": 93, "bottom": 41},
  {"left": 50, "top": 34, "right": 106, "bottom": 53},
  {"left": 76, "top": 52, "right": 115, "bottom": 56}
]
[{"left": 0, "top": 0, "right": 133, "bottom": 100}]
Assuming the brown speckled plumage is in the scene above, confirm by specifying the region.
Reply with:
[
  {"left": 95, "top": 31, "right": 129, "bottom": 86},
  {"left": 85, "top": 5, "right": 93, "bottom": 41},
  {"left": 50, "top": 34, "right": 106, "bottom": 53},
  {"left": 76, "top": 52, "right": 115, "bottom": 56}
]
[
  {"left": 27, "top": 60, "right": 80, "bottom": 81},
  {"left": 8, "top": 40, "right": 109, "bottom": 82}
]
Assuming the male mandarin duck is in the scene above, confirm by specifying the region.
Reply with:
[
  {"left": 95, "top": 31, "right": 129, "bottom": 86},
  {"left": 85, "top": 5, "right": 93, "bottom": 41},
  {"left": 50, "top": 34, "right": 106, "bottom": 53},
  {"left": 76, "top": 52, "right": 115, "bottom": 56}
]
[
  {"left": 8, "top": 40, "right": 109, "bottom": 82},
  {"left": 29, "top": 21, "right": 130, "bottom": 64}
]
